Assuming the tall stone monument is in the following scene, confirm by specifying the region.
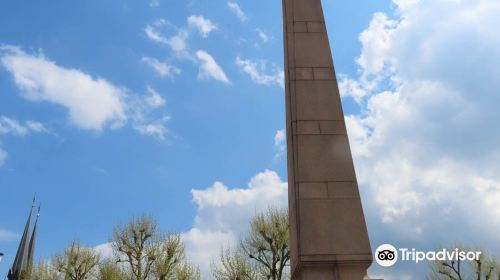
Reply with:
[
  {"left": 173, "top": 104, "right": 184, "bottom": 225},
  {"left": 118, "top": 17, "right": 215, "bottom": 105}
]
[{"left": 283, "top": 0, "right": 374, "bottom": 279}]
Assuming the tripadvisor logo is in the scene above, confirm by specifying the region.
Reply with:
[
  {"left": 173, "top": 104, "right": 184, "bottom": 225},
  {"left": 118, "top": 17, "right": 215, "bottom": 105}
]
[
  {"left": 375, "top": 244, "right": 482, "bottom": 267},
  {"left": 375, "top": 244, "right": 398, "bottom": 267}
]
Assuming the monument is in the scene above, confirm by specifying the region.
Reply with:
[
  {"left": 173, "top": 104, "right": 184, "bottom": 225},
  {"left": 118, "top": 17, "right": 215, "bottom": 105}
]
[{"left": 282, "top": 0, "right": 374, "bottom": 279}]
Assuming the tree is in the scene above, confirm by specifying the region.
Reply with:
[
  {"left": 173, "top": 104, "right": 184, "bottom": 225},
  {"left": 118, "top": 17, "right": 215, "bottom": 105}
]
[
  {"left": 242, "top": 208, "right": 290, "bottom": 280},
  {"left": 152, "top": 233, "right": 185, "bottom": 280},
  {"left": 111, "top": 216, "right": 158, "bottom": 280},
  {"left": 98, "top": 260, "right": 126, "bottom": 280},
  {"left": 175, "top": 261, "right": 201, "bottom": 280},
  {"left": 427, "top": 246, "right": 500, "bottom": 280},
  {"left": 111, "top": 216, "right": 198, "bottom": 280},
  {"left": 28, "top": 215, "right": 199, "bottom": 280},
  {"left": 212, "top": 208, "right": 290, "bottom": 280},
  {"left": 53, "top": 241, "right": 100, "bottom": 280},
  {"left": 212, "top": 247, "right": 257, "bottom": 280},
  {"left": 30, "top": 261, "right": 61, "bottom": 280}
]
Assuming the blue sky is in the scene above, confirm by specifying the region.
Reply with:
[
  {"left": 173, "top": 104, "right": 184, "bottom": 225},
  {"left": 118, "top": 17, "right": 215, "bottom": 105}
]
[{"left": 2, "top": 0, "right": 500, "bottom": 279}]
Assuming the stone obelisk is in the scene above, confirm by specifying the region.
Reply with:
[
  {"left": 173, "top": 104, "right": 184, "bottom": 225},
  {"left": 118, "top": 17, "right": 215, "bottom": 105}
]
[{"left": 283, "top": 0, "right": 373, "bottom": 279}]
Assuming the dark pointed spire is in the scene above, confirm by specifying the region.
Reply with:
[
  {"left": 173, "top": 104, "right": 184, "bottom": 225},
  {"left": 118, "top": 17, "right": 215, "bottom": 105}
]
[
  {"left": 27, "top": 205, "right": 40, "bottom": 272},
  {"left": 8, "top": 196, "right": 35, "bottom": 280}
]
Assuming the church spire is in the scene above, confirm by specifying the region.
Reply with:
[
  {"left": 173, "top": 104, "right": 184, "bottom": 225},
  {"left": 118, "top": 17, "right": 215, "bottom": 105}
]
[
  {"left": 8, "top": 196, "right": 36, "bottom": 280},
  {"left": 27, "top": 205, "right": 40, "bottom": 271}
]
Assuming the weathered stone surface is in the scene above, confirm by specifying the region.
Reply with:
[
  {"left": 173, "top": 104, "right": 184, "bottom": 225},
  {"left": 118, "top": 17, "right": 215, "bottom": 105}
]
[
  {"left": 295, "top": 81, "right": 344, "bottom": 120},
  {"left": 283, "top": 0, "right": 375, "bottom": 279}
]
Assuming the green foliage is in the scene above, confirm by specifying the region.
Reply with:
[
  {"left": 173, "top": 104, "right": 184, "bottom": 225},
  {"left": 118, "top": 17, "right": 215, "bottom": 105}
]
[
  {"left": 112, "top": 216, "right": 158, "bottom": 280},
  {"left": 175, "top": 262, "right": 202, "bottom": 280},
  {"left": 30, "top": 261, "right": 61, "bottom": 280},
  {"left": 212, "top": 208, "right": 290, "bottom": 280},
  {"left": 212, "top": 247, "right": 257, "bottom": 280},
  {"left": 22, "top": 215, "right": 200, "bottom": 280},
  {"left": 111, "top": 215, "right": 199, "bottom": 280},
  {"left": 152, "top": 233, "right": 185, "bottom": 280},
  {"left": 53, "top": 241, "right": 100, "bottom": 280},
  {"left": 98, "top": 260, "right": 126, "bottom": 280},
  {"left": 242, "top": 208, "right": 290, "bottom": 280}
]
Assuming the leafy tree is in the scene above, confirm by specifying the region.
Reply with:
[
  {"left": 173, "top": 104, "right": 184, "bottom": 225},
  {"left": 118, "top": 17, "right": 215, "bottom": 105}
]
[
  {"left": 152, "top": 233, "right": 185, "bottom": 280},
  {"left": 242, "top": 208, "right": 290, "bottom": 280},
  {"left": 212, "top": 208, "right": 290, "bottom": 280},
  {"left": 111, "top": 216, "right": 199, "bottom": 280},
  {"left": 30, "top": 261, "right": 61, "bottom": 280},
  {"left": 212, "top": 247, "right": 257, "bottom": 280},
  {"left": 53, "top": 241, "right": 100, "bottom": 280},
  {"left": 175, "top": 261, "right": 201, "bottom": 280},
  {"left": 98, "top": 260, "right": 126, "bottom": 280},
  {"left": 111, "top": 216, "right": 158, "bottom": 280},
  {"left": 26, "top": 215, "right": 200, "bottom": 280}
]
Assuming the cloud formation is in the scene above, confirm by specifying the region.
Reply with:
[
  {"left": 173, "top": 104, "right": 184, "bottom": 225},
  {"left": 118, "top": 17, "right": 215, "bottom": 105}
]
[
  {"left": 0, "top": 115, "right": 48, "bottom": 167},
  {"left": 129, "top": 86, "right": 169, "bottom": 140},
  {"left": 335, "top": 0, "right": 500, "bottom": 277},
  {"left": 149, "top": 0, "right": 160, "bottom": 8},
  {"left": 0, "top": 46, "right": 169, "bottom": 141},
  {"left": 145, "top": 20, "right": 190, "bottom": 56},
  {"left": 196, "top": 50, "right": 230, "bottom": 84},
  {"left": 274, "top": 129, "right": 286, "bottom": 160},
  {"left": 0, "top": 116, "right": 47, "bottom": 136},
  {"left": 0, "top": 148, "right": 6, "bottom": 167},
  {"left": 142, "top": 56, "right": 180, "bottom": 78},
  {"left": 0, "top": 229, "right": 19, "bottom": 241},
  {"left": 255, "top": 28, "right": 271, "bottom": 43},
  {"left": 188, "top": 15, "right": 217, "bottom": 38},
  {"left": 144, "top": 18, "right": 228, "bottom": 85},
  {"left": 0, "top": 46, "right": 127, "bottom": 131},
  {"left": 144, "top": 86, "right": 166, "bottom": 109},
  {"left": 227, "top": 2, "right": 247, "bottom": 22},
  {"left": 183, "top": 170, "right": 288, "bottom": 278},
  {"left": 235, "top": 57, "right": 284, "bottom": 88}
]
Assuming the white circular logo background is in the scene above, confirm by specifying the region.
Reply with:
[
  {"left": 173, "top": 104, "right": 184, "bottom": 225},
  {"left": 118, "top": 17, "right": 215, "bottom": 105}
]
[{"left": 375, "top": 244, "right": 398, "bottom": 267}]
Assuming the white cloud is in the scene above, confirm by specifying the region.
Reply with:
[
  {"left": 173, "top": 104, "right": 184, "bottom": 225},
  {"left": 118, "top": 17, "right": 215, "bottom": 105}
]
[
  {"left": 0, "top": 149, "right": 7, "bottom": 167},
  {"left": 196, "top": 50, "right": 230, "bottom": 84},
  {"left": 338, "top": 77, "right": 371, "bottom": 104},
  {"left": 142, "top": 56, "right": 180, "bottom": 78},
  {"left": 0, "top": 116, "right": 47, "bottom": 136},
  {"left": 227, "top": 2, "right": 247, "bottom": 22},
  {"left": 356, "top": 13, "right": 397, "bottom": 76},
  {"left": 255, "top": 28, "right": 271, "bottom": 43},
  {"left": 182, "top": 229, "right": 236, "bottom": 278},
  {"left": 0, "top": 229, "right": 19, "bottom": 241},
  {"left": 145, "top": 22, "right": 168, "bottom": 44},
  {"left": 133, "top": 116, "right": 170, "bottom": 141},
  {"left": 188, "top": 15, "right": 217, "bottom": 38},
  {"left": 274, "top": 129, "right": 285, "bottom": 148},
  {"left": 145, "top": 21, "right": 190, "bottom": 55},
  {"left": 184, "top": 170, "right": 288, "bottom": 278},
  {"left": 129, "top": 86, "right": 169, "bottom": 141},
  {"left": 235, "top": 57, "right": 284, "bottom": 88},
  {"left": 393, "top": 0, "right": 418, "bottom": 11},
  {"left": 26, "top": 121, "right": 48, "bottom": 133},
  {"left": 0, "top": 116, "right": 48, "bottom": 167},
  {"left": 0, "top": 46, "right": 127, "bottom": 131},
  {"left": 167, "top": 30, "right": 190, "bottom": 53},
  {"left": 0, "top": 46, "right": 170, "bottom": 141},
  {"left": 94, "top": 243, "right": 114, "bottom": 259},
  {"left": 274, "top": 129, "right": 286, "bottom": 160},
  {"left": 145, "top": 86, "right": 166, "bottom": 109},
  {"left": 149, "top": 0, "right": 160, "bottom": 7},
  {"left": 337, "top": 1, "right": 500, "bottom": 277}
]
